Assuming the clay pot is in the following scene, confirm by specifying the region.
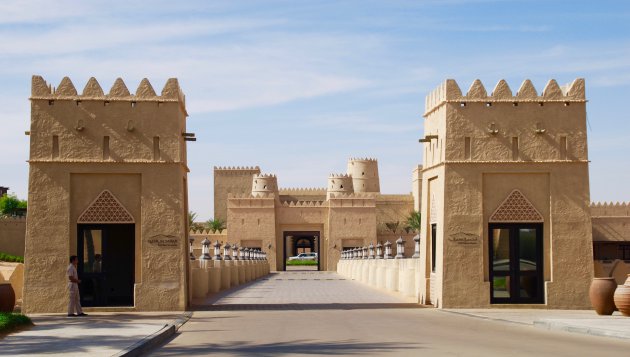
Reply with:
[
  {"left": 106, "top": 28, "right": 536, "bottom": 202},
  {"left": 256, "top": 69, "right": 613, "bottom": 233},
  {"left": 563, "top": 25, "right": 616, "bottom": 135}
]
[
  {"left": 589, "top": 278, "right": 617, "bottom": 315},
  {"left": 614, "top": 275, "right": 630, "bottom": 317},
  {"left": 0, "top": 282, "right": 16, "bottom": 312}
]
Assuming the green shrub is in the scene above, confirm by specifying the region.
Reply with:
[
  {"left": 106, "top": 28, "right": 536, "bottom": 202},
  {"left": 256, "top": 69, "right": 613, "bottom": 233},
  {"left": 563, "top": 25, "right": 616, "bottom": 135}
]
[
  {"left": 0, "top": 252, "right": 24, "bottom": 263},
  {"left": 286, "top": 260, "right": 318, "bottom": 266},
  {"left": 0, "top": 313, "right": 32, "bottom": 334}
]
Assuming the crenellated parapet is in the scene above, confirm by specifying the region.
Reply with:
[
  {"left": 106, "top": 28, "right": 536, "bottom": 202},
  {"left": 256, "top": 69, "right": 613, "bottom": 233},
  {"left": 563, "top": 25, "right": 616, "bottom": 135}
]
[
  {"left": 214, "top": 166, "right": 261, "bottom": 176},
  {"left": 424, "top": 78, "right": 585, "bottom": 116},
  {"left": 227, "top": 192, "right": 275, "bottom": 209},
  {"left": 591, "top": 202, "right": 630, "bottom": 217},
  {"left": 279, "top": 187, "right": 326, "bottom": 194},
  {"left": 327, "top": 173, "right": 354, "bottom": 200},
  {"left": 280, "top": 200, "right": 325, "bottom": 207},
  {"left": 31, "top": 76, "right": 186, "bottom": 105}
]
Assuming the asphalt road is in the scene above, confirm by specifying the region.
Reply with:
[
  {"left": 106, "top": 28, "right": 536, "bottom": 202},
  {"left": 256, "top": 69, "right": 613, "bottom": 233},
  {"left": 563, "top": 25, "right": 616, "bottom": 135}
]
[
  {"left": 152, "top": 272, "right": 630, "bottom": 356},
  {"left": 152, "top": 308, "right": 630, "bottom": 356}
]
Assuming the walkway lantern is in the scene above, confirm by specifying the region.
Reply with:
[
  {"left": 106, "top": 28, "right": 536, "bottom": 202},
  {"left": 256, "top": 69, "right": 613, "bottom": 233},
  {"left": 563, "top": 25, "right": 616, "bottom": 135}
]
[
  {"left": 247, "top": 248, "right": 253, "bottom": 260},
  {"left": 395, "top": 236, "right": 405, "bottom": 259},
  {"left": 200, "top": 238, "right": 211, "bottom": 260},
  {"left": 242, "top": 248, "right": 249, "bottom": 260},
  {"left": 239, "top": 246, "right": 246, "bottom": 260},
  {"left": 232, "top": 244, "right": 239, "bottom": 260},
  {"left": 412, "top": 235, "right": 420, "bottom": 259},
  {"left": 224, "top": 243, "right": 232, "bottom": 261},
  {"left": 353, "top": 248, "right": 358, "bottom": 259},
  {"left": 189, "top": 236, "right": 196, "bottom": 260},
  {"left": 363, "top": 246, "right": 369, "bottom": 259},
  {"left": 376, "top": 242, "right": 383, "bottom": 259},
  {"left": 368, "top": 243, "right": 375, "bottom": 259},
  {"left": 384, "top": 241, "right": 393, "bottom": 259},
  {"left": 213, "top": 240, "right": 222, "bottom": 260}
]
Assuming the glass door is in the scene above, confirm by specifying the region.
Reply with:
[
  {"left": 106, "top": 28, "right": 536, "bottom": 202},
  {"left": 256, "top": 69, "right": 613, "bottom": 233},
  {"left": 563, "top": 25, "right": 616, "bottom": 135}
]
[{"left": 489, "top": 224, "right": 543, "bottom": 304}]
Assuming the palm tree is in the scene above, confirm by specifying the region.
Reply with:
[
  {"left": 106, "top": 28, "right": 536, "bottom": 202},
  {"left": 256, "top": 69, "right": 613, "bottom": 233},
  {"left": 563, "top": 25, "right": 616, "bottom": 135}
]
[
  {"left": 188, "top": 211, "right": 197, "bottom": 228},
  {"left": 406, "top": 211, "right": 421, "bottom": 234},
  {"left": 206, "top": 218, "right": 226, "bottom": 233}
]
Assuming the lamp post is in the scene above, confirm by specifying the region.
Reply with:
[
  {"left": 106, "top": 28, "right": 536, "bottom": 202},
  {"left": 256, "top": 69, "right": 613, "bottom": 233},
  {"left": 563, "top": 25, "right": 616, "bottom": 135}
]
[
  {"left": 232, "top": 244, "right": 239, "bottom": 260},
  {"left": 213, "top": 240, "right": 222, "bottom": 260},
  {"left": 200, "top": 238, "right": 211, "bottom": 260},
  {"left": 413, "top": 235, "right": 421, "bottom": 259},
  {"left": 224, "top": 243, "right": 232, "bottom": 261},
  {"left": 395, "top": 236, "right": 405, "bottom": 259},
  {"left": 189, "top": 236, "right": 196, "bottom": 260},
  {"left": 376, "top": 242, "right": 383, "bottom": 259},
  {"left": 384, "top": 241, "right": 393, "bottom": 259},
  {"left": 368, "top": 243, "right": 375, "bottom": 259}
]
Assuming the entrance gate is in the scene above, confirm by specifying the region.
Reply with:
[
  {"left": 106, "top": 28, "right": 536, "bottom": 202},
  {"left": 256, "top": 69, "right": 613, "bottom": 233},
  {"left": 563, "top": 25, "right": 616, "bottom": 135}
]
[{"left": 283, "top": 231, "right": 320, "bottom": 271}]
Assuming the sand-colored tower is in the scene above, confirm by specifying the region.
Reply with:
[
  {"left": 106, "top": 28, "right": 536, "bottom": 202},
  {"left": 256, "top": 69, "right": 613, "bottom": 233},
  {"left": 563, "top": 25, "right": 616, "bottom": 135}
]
[
  {"left": 326, "top": 174, "right": 354, "bottom": 199},
  {"left": 252, "top": 174, "right": 278, "bottom": 196},
  {"left": 347, "top": 158, "right": 380, "bottom": 193}
]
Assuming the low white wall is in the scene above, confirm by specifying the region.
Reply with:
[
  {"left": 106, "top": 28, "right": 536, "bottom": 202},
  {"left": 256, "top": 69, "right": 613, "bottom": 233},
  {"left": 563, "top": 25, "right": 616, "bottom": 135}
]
[
  {"left": 190, "top": 259, "right": 270, "bottom": 299},
  {"left": 337, "top": 258, "right": 421, "bottom": 300}
]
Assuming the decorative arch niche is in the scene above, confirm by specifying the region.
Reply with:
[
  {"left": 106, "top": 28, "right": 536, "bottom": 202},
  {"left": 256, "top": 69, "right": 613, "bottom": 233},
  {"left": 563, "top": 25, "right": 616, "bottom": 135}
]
[
  {"left": 77, "top": 190, "right": 135, "bottom": 224},
  {"left": 489, "top": 189, "right": 543, "bottom": 223}
]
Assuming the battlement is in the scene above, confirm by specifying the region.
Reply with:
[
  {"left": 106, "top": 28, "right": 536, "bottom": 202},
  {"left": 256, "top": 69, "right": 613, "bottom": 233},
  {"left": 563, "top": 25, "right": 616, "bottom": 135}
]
[
  {"left": 591, "top": 202, "right": 630, "bottom": 217},
  {"left": 227, "top": 193, "right": 275, "bottom": 199},
  {"left": 214, "top": 166, "right": 261, "bottom": 176},
  {"left": 253, "top": 173, "right": 277, "bottom": 179},
  {"left": 349, "top": 157, "right": 378, "bottom": 162},
  {"left": 214, "top": 166, "right": 260, "bottom": 171},
  {"left": 279, "top": 188, "right": 327, "bottom": 194},
  {"left": 328, "top": 192, "right": 376, "bottom": 199},
  {"left": 424, "top": 78, "right": 585, "bottom": 115},
  {"left": 329, "top": 173, "right": 352, "bottom": 178},
  {"left": 31, "top": 75, "right": 186, "bottom": 104},
  {"left": 280, "top": 200, "right": 325, "bottom": 207}
]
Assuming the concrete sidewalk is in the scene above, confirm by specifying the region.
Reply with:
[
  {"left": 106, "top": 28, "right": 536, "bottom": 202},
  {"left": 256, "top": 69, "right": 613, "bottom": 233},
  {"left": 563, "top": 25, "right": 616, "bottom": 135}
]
[
  {"left": 444, "top": 309, "right": 630, "bottom": 340},
  {"left": 0, "top": 312, "right": 190, "bottom": 356}
]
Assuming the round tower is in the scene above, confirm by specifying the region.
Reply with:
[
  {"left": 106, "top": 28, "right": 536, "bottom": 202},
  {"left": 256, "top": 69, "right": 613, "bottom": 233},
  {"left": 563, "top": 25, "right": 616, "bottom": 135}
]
[
  {"left": 251, "top": 174, "right": 278, "bottom": 196},
  {"left": 327, "top": 174, "right": 354, "bottom": 199},
  {"left": 347, "top": 158, "right": 380, "bottom": 193}
]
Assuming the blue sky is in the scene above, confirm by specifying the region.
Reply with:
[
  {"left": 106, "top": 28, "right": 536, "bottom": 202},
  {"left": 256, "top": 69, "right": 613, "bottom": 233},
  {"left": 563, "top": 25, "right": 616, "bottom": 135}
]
[{"left": 1, "top": 0, "right": 629, "bottom": 220}]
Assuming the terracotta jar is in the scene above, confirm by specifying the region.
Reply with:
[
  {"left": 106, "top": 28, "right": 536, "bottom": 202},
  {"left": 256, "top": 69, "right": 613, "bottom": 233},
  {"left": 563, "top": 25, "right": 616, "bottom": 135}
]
[
  {"left": 589, "top": 278, "right": 617, "bottom": 315},
  {"left": 613, "top": 274, "right": 630, "bottom": 317},
  {"left": 0, "top": 282, "right": 16, "bottom": 312}
]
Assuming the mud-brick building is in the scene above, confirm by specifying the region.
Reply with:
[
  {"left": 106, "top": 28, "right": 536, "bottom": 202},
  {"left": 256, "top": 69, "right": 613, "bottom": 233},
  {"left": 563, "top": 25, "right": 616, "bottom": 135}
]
[
  {"left": 23, "top": 75, "right": 192, "bottom": 312},
  {"left": 416, "top": 78, "right": 593, "bottom": 308}
]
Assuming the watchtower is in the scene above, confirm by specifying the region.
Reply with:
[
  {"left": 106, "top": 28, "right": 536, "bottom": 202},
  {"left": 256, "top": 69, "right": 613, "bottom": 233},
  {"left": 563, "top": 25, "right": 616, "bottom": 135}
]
[
  {"left": 24, "top": 75, "right": 191, "bottom": 312},
  {"left": 347, "top": 158, "right": 380, "bottom": 193},
  {"left": 326, "top": 174, "right": 354, "bottom": 199},
  {"left": 418, "top": 78, "right": 592, "bottom": 308}
]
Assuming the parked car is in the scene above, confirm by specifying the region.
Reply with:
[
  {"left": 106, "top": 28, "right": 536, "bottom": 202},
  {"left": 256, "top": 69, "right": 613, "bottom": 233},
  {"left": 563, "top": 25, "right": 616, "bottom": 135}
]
[{"left": 288, "top": 253, "right": 318, "bottom": 261}]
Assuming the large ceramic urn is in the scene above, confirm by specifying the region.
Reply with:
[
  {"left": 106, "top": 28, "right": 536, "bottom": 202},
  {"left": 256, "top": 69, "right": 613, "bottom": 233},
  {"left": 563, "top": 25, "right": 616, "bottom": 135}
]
[
  {"left": 589, "top": 278, "right": 617, "bottom": 315},
  {"left": 0, "top": 282, "right": 16, "bottom": 312},
  {"left": 613, "top": 274, "right": 630, "bottom": 317}
]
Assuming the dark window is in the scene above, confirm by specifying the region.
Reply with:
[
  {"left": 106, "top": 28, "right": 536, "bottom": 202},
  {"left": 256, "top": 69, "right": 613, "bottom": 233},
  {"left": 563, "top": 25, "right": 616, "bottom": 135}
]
[{"left": 431, "top": 224, "right": 437, "bottom": 272}]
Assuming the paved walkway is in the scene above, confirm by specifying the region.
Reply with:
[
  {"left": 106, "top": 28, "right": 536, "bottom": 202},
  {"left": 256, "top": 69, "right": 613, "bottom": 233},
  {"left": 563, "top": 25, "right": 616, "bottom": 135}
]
[
  {"left": 0, "top": 312, "right": 184, "bottom": 356},
  {"left": 445, "top": 308, "right": 630, "bottom": 340},
  {"left": 192, "top": 271, "right": 417, "bottom": 309}
]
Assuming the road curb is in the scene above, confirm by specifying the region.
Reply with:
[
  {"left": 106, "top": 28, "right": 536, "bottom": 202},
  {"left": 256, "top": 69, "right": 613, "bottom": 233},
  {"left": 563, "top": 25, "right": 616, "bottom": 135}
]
[
  {"left": 114, "top": 311, "right": 193, "bottom": 357},
  {"left": 533, "top": 319, "right": 630, "bottom": 341}
]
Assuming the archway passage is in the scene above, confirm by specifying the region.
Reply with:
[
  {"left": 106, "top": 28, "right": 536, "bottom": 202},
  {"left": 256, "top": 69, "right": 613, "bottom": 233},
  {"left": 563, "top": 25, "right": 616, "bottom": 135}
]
[{"left": 283, "top": 231, "right": 320, "bottom": 271}]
